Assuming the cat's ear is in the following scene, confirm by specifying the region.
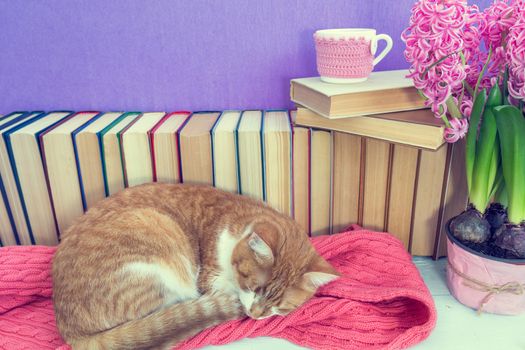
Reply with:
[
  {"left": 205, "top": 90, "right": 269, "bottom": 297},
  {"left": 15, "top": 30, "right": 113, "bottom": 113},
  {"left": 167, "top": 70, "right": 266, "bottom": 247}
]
[
  {"left": 247, "top": 232, "right": 274, "bottom": 264},
  {"left": 301, "top": 255, "right": 340, "bottom": 292}
]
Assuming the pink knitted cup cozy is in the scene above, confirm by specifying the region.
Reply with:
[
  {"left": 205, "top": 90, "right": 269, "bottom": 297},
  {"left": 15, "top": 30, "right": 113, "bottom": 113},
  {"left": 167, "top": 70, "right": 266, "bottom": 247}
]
[
  {"left": 0, "top": 225, "right": 437, "bottom": 350},
  {"left": 314, "top": 36, "right": 373, "bottom": 79}
]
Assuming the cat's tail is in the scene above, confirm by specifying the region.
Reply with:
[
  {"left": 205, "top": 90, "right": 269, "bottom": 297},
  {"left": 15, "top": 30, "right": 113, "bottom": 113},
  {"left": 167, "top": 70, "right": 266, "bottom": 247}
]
[{"left": 69, "top": 292, "right": 243, "bottom": 350}]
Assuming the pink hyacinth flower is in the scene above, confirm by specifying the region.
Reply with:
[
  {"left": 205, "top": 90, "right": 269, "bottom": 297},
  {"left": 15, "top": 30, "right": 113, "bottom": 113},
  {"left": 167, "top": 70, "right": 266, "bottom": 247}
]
[
  {"left": 444, "top": 117, "right": 469, "bottom": 143},
  {"left": 506, "top": 2, "right": 525, "bottom": 101},
  {"left": 402, "top": 0, "right": 470, "bottom": 119}
]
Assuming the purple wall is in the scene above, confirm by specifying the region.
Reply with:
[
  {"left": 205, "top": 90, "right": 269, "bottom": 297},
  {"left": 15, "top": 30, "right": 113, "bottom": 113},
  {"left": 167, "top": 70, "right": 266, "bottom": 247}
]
[{"left": 0, "top": 0, "right": 491, "bottom": 113}]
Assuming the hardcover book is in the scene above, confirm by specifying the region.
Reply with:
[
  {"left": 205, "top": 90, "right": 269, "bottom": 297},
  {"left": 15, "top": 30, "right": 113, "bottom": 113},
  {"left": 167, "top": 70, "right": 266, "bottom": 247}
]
[
  {"left": 236, "top": 110, "right": 264, "bottom": 201},
  {"left": 292, "top": 125, "right": 310, "bottom": 235},
  {"left": 99, "top": 112, "right": 141, "bottom": 196},
  {"left": 149, "top": 111, "right": 191, "bottom": 184},
  {"left": 309, "top": 129, "right": 331, "bottom": 236},
  {"left": 40, "top": 112, "right": 100, "bottom": 234},
  {"left": 263, "top": 110, "right": 292, "bottom": 216},
  {"left": 120, "top": 112, "right": 166, "bottom": 187},
  {"left": 73, "top": 112, "right": 124, "bottom": 209},
  {"left": 294, "top": 107, "right": 444, "bottom": 150},
  {"left": 211, "top": 111, "right": 242, "bottom": 193},
  {"left": 0, "top": 112, "right": 39, "bottom": 246},
  {"left": 178, "top": 112, "right": 221, "bottom": 185},
  {"left": 290, "top": 69, "right": 426, "bottom": 119},
  {"left": 4, "top": 111, "right": 73, "bottom": 245}
]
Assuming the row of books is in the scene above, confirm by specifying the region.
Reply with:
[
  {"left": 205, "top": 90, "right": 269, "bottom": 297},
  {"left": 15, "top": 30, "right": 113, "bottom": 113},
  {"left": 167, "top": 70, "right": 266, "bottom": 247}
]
[
  {"left": 0, "top": 70, "right": 446, "bottom": 250},
  {"left": 0, "top": 109, "right": 337, "bottom": 246}
]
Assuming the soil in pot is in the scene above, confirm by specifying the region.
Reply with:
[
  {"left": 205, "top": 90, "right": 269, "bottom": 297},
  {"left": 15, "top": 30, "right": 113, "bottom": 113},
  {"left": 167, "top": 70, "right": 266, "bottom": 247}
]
[{"left": 456, "top": 238, "right": 522, "bottom": 259}]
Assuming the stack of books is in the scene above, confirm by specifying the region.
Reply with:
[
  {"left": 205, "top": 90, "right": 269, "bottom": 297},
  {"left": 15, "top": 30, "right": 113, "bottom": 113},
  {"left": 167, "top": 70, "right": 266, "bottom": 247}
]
[
  {"left": 291, "top": 70, "right": 443, "bottom": 149},
  {"left": 290, "top": 69, "right": 448, "bottom": 248}
]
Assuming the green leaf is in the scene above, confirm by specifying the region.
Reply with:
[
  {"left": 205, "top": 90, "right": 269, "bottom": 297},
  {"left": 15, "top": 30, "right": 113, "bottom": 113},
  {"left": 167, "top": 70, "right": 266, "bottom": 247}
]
[
  {"left": 487, "top": 84, "right": 503, "bottom": 107},
  {"left": 488, "top": 164, "right": 503, "bottom": 201},
  {"left": 494, "top": 174, "right": 508, "bottom": 208},
  {"left": 493, "top": 105, "right": 525, "bottom": 224},
  {"left": 465, "top": 90, "right": 487, "bottom": 193},
  {"left": 470, "top": 108, "right": 499, "bottom": 212},
  {"left": 486, "top": 135, "right": 500, "bottom": 198}
]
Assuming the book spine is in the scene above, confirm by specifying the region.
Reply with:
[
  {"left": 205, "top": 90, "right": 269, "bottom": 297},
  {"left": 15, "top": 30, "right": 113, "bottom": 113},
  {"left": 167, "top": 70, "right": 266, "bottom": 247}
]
[
  {"left": 329, "top": 131, "right": 334, "bottom": 235},
  {"left": 260, "top": 110, "right": 266, "bottom": 202},
  {"left": 0, "top": 173, "right": 18, "bottom": 245},
  {"left": 148, "top": 113, "right": 172, "bottom": 182},
  {"left": 71, "top": 112, "right": 103, "bottom": 211},
  {"left": 234, "top": 111, "right": 244, "bottom": 194},
  {"left": 37, "top": 111, "right": 77, "bottom": 239},
  {"left": 148, "top": 112, "right": 185, "bottom": 182},
  {"left": 0, "top": 111, "right": 26, "bottom": 124},
  {"left": 118, "top": 114, "right": 143, "bottom": 188},
  {"left": 307, "top": 128, "right": 311, "bottom": 236},
  {"left": 287, "top": 110, "right": 294, "bottom": 219},
  {"left": 176, "top": 113, "right": 195, "bottom": 184},
  {"left": 210, "top": 111, "right": 226, "bottom": 188},
  {"left": 97, "top": 112, "right": 139, "bottom": 196},
  {"left": 97, "top": 132, "right": 109, "bottom": 196}
]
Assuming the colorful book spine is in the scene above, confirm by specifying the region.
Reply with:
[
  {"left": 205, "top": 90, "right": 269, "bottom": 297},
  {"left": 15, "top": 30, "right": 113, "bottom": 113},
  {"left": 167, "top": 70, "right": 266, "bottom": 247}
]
[
  {"left": 260, "top": 110, "right": 267, "bottom": 202},
  {"left": 97, "top": 112, "right": 141, "bottom": 195},
  {"left": 71, "top": 112, "right": 105, "bottom": 210},
  {"left": 148, "top": 112, "right": 177, "bottom": 182},
  {"left": 0, "top": 162, "right": 17, "bottom": 246},
  {"left": 175, "top": 113, "right": 193, "bottom": 183}
]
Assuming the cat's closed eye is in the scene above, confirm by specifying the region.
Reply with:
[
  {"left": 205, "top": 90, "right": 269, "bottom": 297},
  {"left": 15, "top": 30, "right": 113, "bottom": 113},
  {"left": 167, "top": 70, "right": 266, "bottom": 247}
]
[
  {"left": 276, "top": 308, "right": 293, "bottom": 315},
  {"left": 277, "top": 301, "right": 299, "bottom": 315}
]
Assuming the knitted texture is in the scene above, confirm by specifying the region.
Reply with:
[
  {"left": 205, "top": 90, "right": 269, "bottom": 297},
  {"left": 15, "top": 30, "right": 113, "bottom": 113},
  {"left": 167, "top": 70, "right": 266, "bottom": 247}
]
[
  {"left": 314, "top": 36, "right": 373, "bottom": 78},
  {"left": 0, "top": 225, "right": 436, "bottom": 350}
]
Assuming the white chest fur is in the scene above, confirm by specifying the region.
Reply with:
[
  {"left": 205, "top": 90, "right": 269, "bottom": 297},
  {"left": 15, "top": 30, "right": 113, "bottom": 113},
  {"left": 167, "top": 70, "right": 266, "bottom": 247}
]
[{"left": 210, "top": 228, "right": 242, "bottom": 294}]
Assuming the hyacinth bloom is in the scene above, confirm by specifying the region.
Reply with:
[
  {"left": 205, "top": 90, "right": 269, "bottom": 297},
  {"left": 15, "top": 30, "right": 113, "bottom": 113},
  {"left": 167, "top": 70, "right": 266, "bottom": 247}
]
[
  {"left": 402, "top": 0, "right": 469, "bottom": 123},
  {"left": 481, "top": 1, "right": 516, "bottom": 77},
  {"left": 506, "top": 6, "right": 525, "bottom": 101},
  {"left": 404, "top": 0, "right": 525, "bottom": 144},
  {"left": 444, "top": 117, "right": 469, "bottom": 142}
]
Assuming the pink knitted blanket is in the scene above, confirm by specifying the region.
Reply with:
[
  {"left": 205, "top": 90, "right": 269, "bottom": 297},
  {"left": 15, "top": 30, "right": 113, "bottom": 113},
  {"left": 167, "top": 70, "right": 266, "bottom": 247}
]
[{"left": 0, "top": 225, "right": 436, "bottom": 350}]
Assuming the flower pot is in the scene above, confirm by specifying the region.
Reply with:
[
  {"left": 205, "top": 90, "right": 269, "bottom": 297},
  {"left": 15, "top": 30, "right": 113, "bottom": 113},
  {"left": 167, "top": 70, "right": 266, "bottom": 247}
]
[{"left": 446, "top": 219, "right": 525, "bottom": 315}]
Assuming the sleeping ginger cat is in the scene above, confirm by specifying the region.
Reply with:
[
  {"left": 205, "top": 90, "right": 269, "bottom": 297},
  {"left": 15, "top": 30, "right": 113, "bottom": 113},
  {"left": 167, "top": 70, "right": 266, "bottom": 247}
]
[{"left": 52, "top": 183, "right": 339, "bottom": 350}]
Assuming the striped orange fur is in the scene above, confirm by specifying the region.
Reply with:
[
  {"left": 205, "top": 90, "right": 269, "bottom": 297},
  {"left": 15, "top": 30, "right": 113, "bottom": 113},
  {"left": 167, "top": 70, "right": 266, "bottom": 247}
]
[{"left": 52, "top": 183, "right": 339, "bottom": 349}]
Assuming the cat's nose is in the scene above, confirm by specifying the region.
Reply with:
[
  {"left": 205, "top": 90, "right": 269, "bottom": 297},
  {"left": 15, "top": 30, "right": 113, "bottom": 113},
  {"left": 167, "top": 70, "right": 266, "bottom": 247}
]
[{"left": 248, "top": 305, "right": 266, "bottom": 319}]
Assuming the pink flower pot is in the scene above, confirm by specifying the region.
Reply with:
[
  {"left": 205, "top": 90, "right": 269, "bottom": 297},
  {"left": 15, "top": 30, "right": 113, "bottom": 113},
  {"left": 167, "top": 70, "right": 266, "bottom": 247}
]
[{"left": 446, "top": 220, "right": 525, "bottom": 315}]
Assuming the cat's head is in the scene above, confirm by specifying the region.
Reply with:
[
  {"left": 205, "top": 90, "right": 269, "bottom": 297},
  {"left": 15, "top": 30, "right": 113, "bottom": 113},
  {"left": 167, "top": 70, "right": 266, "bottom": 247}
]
[{"left": 231, "top": 222, "right": 340, "bottom": 319}]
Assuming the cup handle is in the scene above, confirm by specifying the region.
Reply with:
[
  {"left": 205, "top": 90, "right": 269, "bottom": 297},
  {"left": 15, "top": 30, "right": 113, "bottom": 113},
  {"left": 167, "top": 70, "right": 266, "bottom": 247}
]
[{"left": 372, "top": 34, "right": 393, "bottom": 66}]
